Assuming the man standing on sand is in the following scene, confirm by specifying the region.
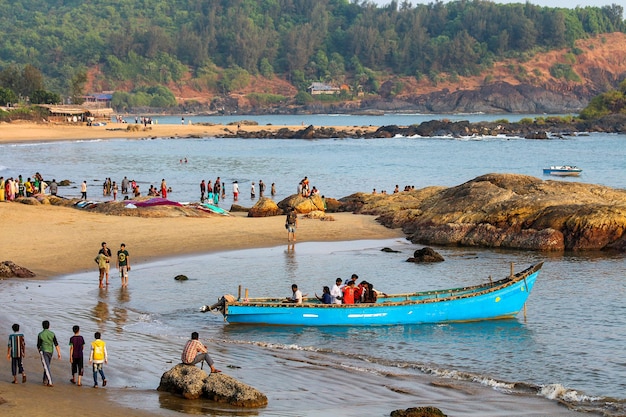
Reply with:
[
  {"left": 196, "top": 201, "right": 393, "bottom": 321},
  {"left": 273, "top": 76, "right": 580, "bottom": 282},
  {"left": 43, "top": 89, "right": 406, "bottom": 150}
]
[
  {"left": 98, "top": 242, "right": 112, "bottom": 286},
  {"left": 37, "top": 320, "right": 61, "bottom": 387},
  {"left": 181, "top": 332, "right": 221, "bottom": 374},
  {"left": 81, "top": 181, "right": 87, "bottom": 200},
  {"left": 116, "top": 243, "right": 130, "bottom": 287},
  {"left": 286, "top": 207, "right": 298, "bottom": 242}
]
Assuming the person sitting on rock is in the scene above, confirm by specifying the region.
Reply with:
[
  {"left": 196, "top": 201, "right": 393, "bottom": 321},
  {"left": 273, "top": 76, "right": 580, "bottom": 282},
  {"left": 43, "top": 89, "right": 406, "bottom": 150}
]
[{"left": 181, "top": 332, "right": 220, "bottom": 374}]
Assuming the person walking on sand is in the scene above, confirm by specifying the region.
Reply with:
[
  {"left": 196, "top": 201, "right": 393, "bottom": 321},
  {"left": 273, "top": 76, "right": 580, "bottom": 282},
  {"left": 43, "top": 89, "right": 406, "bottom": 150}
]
[
  {"left": 116, "top": 243, "right": 130, "bottom": 287},
  {"left": 89, "top": 332, "right": 107, "bottom": 388},
  {"left": 181, "top": 332, "right": 220, "bottom": 374},
  {"left": 80, "top": 181, "right": 87, "bottom": 200},
  {"left": 286, "top": 207, "right": 298, "bottom": 242},
  {"left": 69, "top": 325, "right": 85, "bottom": 386},
  {"left": 7, "top": 323, "right": 27, "bottom": 384},
  {"left": 37, "top": 320, "right": 61, "bottom": 387}
]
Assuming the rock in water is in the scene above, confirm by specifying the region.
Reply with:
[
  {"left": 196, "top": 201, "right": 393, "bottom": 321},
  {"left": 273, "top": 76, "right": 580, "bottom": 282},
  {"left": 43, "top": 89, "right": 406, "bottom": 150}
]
[
  {"left": 407, "top": 247, "right": 445, "bottom": 263},
  {"left": 174, "top": 275, "right": 188, "bottom": 281},
  {"left": 158, "top": 364, "right": 268, "bottom": 407},
  {"left": 390, "top": 407, "right": 447, "bottom": 417}
]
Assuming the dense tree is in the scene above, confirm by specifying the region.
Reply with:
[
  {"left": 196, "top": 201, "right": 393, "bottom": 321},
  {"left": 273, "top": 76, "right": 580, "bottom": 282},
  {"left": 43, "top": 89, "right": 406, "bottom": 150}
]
[{"left": 0, "top": 0, "right": 624, "bottom": 99}]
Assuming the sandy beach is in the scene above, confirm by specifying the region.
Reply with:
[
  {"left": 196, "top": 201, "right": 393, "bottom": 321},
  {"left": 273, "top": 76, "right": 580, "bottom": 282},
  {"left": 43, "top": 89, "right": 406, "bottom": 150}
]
[
  {"left": 0, "top": 120, "right": 378, "bottom": 143},
  {"left": 0, "top": 122, "right": 401, "bottom": 416}
]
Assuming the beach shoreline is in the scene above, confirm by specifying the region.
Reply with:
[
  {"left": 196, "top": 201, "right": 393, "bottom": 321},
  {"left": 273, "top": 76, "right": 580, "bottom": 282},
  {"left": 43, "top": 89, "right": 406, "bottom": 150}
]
[
  {"left": 0, "top": 121, "right": 379, "bottom": 144},
  {"left": 0, "top": 122, "right": 400, "bottom": 416},
  {"left": 0, "top": 122, "right": 597, "bottom": 417}
]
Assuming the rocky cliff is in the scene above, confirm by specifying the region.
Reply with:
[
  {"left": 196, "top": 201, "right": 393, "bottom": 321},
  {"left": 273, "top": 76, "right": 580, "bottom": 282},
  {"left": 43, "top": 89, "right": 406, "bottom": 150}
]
[{"left": 339, "top": 174, "right": 626, "bottom": 252}]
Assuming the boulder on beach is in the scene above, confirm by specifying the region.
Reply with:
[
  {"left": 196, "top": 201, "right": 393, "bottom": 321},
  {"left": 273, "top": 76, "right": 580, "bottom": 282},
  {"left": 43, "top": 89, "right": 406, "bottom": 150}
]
[
  {"left": 0, "top": 261, "right": 36, "bottom": 278},
  {"left": 247, "top": 197, "right": 281, "bottom": 217},
  {"left": 278, "top": 194, "right": 326, "bottom": 214},
  {"left": 407, "top": 247, "right": 445, "bottom": 263},
  {"left": 157, "top": 364, "right": 268, "bottom": 408}
]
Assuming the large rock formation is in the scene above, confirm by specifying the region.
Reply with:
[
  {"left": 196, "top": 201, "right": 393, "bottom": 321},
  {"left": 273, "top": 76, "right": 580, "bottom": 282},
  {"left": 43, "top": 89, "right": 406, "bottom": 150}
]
[
  {"left": 0, "top": 261, "right": 36, "bottom": 278},
  {"left": 342, "top": 173, "right": 626, "bottom": 252},
  {"left": 157, "top": 364, "right": 267, "bottom": 407}
]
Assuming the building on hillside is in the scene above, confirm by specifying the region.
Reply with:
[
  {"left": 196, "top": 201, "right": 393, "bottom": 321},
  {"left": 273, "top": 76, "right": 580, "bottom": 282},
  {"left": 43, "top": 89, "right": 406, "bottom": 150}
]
[
  {"left": 307, "top": 82, "right": 341, "bottom": 95},
  {"left": 82, "top": 92, "right": 113, "bottom": 108}
]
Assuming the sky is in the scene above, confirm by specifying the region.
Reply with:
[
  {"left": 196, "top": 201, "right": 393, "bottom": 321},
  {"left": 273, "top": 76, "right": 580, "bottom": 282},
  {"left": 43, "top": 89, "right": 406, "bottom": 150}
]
[{"left": 370, "top": 0, "right": 619, "bottom": 8}]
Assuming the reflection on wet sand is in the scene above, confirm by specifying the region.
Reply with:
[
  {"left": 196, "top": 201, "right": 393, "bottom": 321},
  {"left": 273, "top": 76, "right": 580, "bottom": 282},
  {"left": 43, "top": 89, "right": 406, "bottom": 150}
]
[
  {"left": 157, "top": 390, "right": 260, "bottom": 416},
  {"left": 92, "top": 287, "right": 129, "bottom": 333},
  {"left": 284, "top": 244, "right": 297, "bottom": 281},
  {"left": 92, "top": 292, "right": 110, "bottom": 332}
]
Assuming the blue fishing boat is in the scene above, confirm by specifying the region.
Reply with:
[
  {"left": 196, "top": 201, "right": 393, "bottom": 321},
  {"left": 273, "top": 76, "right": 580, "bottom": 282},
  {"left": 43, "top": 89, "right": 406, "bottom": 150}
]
[
  {"left": 202, "top": 262, "right": 543, "bottom": 326},
  {"left": 542, "top": 165, "right": 582, "bottom": 176}
]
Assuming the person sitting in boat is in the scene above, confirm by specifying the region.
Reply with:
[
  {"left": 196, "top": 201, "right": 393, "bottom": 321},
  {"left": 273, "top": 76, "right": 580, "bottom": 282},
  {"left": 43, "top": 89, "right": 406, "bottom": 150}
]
[
  {"left": 363, "top": 283, "right": 378, "bottom": 303},
  {"left": 315, "top": 286, "right": 332, "bottom": 304},
  {"left": 285, "top": 284, "right": 303, "bottom": 304},
  {"left": 342, "top": 281, "right": 357, "bottom": 305},
  {"left": 330, "top": 278, "right": 343, "bottom": 304},
  {"left": 344, "top": 273, "right": 358, "bottom": 287},
  {"left": 355, "top": 281, "right": 368, "bottom": 303}
]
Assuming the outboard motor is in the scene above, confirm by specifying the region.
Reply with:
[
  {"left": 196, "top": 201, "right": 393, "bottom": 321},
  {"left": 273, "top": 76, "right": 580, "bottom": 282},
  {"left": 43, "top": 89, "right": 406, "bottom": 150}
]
[{"left": 200, "top": 294, "right": 236, "bottom": 313}]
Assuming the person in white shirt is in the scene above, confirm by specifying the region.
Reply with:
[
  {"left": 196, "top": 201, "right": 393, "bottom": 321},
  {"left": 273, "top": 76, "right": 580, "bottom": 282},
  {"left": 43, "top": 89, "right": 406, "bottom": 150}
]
[
  {"left": 286, "top": 284, "right": 303, "bottom": 304},
  {"left": 330, "top": 278, "right": 343, "bottom": 304}
]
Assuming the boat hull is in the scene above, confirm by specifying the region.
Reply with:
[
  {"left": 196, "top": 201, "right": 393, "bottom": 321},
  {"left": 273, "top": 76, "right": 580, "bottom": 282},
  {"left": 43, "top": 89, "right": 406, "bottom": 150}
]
[
  {"left": 218, "top": 263, "right": 542, "bottom": 326},
  {"left": 542, "top": 167, "right": 582, "bottom": 177}
]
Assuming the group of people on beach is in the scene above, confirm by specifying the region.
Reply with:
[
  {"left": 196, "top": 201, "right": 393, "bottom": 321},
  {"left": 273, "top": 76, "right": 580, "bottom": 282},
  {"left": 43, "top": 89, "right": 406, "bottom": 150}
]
[
  {"left": 286, "top": 274, "right": 381, "bottom": 305},
  {"left": 7, "top": 321, "right": 108, "bottom": 388},
  {"left": 201, "top": 177, "right": 277, "bottom": 204},
  {"left": 297, "top": 176, "right": 320, "bottom": 197},
  {"left": 94, "top": 242, "right": 130, "bottom": 288},
  {"left": 0, "top": 173, "right": 58, "bottom": 201}
]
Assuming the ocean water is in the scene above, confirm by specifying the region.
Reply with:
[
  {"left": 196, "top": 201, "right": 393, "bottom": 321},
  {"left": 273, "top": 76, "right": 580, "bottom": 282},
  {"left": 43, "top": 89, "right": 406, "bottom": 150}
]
[
  {"left": 1, "top": 132, "right": 625, "bottom": 205},
  {"left": 1, "top": 116, "right": 625, "bottom": 416},
  {"left": 122, "top": 112, "right": 559, "bottom": 127}
]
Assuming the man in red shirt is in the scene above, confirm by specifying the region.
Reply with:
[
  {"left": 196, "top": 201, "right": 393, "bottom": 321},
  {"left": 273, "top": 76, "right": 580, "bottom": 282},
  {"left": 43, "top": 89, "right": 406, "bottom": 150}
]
[{"left": 181, "top": 332, "right": 220, "bottom": 373}]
